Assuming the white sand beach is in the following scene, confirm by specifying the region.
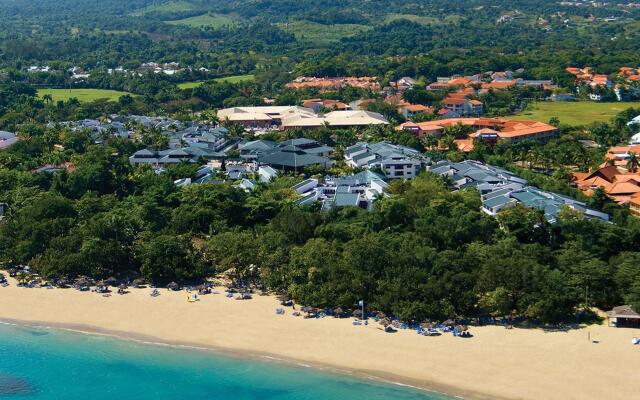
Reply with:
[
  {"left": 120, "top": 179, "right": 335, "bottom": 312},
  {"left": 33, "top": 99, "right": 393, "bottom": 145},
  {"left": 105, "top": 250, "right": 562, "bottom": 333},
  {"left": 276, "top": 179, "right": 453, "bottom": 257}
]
[{"left": 0, "top": 277, "right": 639, "bottom": 400}]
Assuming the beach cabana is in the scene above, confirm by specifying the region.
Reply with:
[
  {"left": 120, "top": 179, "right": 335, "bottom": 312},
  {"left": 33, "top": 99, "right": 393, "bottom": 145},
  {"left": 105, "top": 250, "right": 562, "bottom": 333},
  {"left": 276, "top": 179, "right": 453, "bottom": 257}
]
[
  {"left": 105, "top": 277, "right": 118, "bottom": 286},
  {"left": 132, "top": 278, "right": 146, "bottom": 288},
  {"left": 606, "top": 305, "right": 640, "bottom": 328}
]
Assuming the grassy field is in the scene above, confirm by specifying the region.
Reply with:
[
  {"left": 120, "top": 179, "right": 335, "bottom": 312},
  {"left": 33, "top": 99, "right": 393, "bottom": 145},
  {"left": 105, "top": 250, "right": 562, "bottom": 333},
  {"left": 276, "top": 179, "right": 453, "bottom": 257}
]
[
  {"left": 38, "top": 89, "right": 132, "bottom": 102},
  {"left": 167, "top": 13, "right": 240, "bottom": 28},
  {"left": 280, "top": 20, "right": 371, "bottom": 45},
  {"left": 177, "top": 74, "right": 256, "bottom": 89},
  {"left": 130, "top": 0, "right": 196, "bottom": 16},
  {"left": 384, "top": 14, "right": 440, "bottom": 25},
  {"left": 509, "top": 101, "right": 640, "bottom": 125}
]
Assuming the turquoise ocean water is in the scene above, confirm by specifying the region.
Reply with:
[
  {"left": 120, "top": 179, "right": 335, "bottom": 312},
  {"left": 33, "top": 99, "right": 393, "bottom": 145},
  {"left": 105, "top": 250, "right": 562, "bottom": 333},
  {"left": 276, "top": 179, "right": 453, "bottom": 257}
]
[{"left": 0, "top": 322, "right": 454, "bottom": 399}]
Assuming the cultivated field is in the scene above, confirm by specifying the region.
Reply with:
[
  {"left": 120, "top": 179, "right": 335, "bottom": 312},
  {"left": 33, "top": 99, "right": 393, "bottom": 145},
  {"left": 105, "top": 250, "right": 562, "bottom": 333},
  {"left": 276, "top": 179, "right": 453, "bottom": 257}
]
[
  {"left": 279, "top": 20, "right": 371, "bottom": 45},
  {"left": 130, "top": 0, "right": 196, "bottom": 16},
  {"left": 167, "top": 13, "right": 240, "bottom": 28},
  {"left": 509, "top": 101, "right": 640, "bottom": 125},
  {"left": 177, "top": 74, "right": 256, "bottom": 89},
  {"left": 38, "top": 89, "right": 132, "bottom": 102}
]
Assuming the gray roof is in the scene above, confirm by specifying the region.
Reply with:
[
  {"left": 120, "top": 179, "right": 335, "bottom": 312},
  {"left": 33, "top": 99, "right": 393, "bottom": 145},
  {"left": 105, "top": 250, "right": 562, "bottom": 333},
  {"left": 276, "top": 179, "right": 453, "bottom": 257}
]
[
  {"left": 258, "top": 150, "right": 329, "bottom": 168},
  {"left": 329, "top": 170, "right": 387, "bottom": 187},
  {"left": 333, "top": 193, "right": 360, "bottom": 207},
  {"left": 239, "top": 140, "right": 278, "bottom": 151},
  {"left": 430, "top": 160, "right": 609, "bottom": 223}
]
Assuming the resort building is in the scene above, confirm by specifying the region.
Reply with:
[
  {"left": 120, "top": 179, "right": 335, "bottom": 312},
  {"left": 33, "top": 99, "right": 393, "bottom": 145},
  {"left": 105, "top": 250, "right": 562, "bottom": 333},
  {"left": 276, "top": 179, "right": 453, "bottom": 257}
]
[
  {"left": 181, "top": 126, "right": 230, "bottom": 151},
  {"left": 301, "top": 99, "right": 351, "bottom": 112},
  {"left": 280, "top": 110, "right": 389, "bottom": 130},
  {"left": 238, "top": 140, "right": 279, "bottom": 160},
  {"left": 258, "top": 166, "right": 279, "bottom": 183},
  {"left": 256, "top": 138, "right": 334, "bottom": 171},
  {"left": 565, "top": 66, "right": 613, "bottom": 88},
  {"left": 344, "top": 141, "right": 428, "bottom": 179},
  {"left": 398, "top": 104, "right": 434, "bottom": 119},
  {"left": 604, "top": 145, "right": 640, "bottom": 166},
  {"left": 129, "top": 146, "right": 224, "bottom": 166},
  {"left": 216, "top": 106, "right": 316, "bottom": 129},
  {"left": 292, "top": 170, "right": 389, "bottom": 211},
  {"left": 286, "top": 76, "right": 380, "bottom": 91},
  {"left": 441, "top": 97, "right": 484, "bottom": 117},
  {"left": 573, "top": 165, "right": 640, "bottom": 205},
  {"left": 430, "top": 160, "right": 609, "bottom": 223},
  {"left": 217, "top": 107, "right": 389, "bottom": 130},
  {"left": 398, "top": 117, "right": 558, "bottom": 144}
]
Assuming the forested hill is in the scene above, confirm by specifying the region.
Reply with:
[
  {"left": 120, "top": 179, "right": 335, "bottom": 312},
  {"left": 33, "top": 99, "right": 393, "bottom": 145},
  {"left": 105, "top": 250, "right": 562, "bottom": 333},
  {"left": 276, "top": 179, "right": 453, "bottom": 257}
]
[{"left": 2, "top": 0, "right": 640, "bottom": 78}]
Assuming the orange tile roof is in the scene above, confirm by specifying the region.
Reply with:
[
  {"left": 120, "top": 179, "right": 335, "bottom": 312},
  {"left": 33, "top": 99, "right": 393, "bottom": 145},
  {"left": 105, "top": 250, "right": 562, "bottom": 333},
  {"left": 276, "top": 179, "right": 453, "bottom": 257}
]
[
  {"left": 448, "top": 92, "right": 471, "bottom": 100},
  {"left": 454, "top": 138, "right": 475, "bottom": 152},
  {"left": 397, "top": 117, "right": 555, "bottom": 140},
  {"left": 484, "top": 80, "right": 518, "bottom": 90},
  {"left": 447, "top": 77, "right": 472, "bottom": 86},
  {"left": 443, "top": 97, "right": 466, "bottom": 105},
  {"left": 565, "top": 67, "right": 582, "bottom": 75},
  {"left": 573, "top": 166, "right": 640, "bottom": 203},
  {"left": 404, "top": 104, "right": 433, "bottom": 113}
]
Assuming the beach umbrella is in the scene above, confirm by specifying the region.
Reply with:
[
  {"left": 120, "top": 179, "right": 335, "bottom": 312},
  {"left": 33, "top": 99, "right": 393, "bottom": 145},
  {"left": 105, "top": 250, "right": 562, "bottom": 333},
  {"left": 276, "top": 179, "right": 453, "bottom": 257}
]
[
  {"left": 421, "top": 322, "right": 432, "bottom": 330},
  {"left": 380, "top": 318, "right": 392, "bottom": 327},
  {"left": 277, "top": 294, "right": 291, "bottom": 302},
  {"left": 105, "top": 277, "right": 118, "bottom": 286},
  {"left": 455, "top": 324, "right": 468, "bottom": 332},
  {"left": 167, "top": 282, "right": 180, "bottom": 291},
  {"left": 333, "top": 307, "right": 344, "bottom": 318},
  {"left": 75, "top": 276, "right": 89, "bottom": 286},
  {"left": 118, "top": 283, "right": 128, "bottom": 289},
  {"left": 55, "top": 278, "right": 69, "bottom": 288},
  {"left": 352, "top": 309, "right": 363, "bottom": 318},
  {"left": 443, "top": 319, "right": 455, "bottom": 326}
]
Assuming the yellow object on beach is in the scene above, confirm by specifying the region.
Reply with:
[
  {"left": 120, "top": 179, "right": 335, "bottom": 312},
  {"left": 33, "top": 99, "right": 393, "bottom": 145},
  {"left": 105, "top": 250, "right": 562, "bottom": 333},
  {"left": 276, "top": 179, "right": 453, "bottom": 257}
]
[{"left": 187, "top": 294, "right": 199, "bottom": 303}]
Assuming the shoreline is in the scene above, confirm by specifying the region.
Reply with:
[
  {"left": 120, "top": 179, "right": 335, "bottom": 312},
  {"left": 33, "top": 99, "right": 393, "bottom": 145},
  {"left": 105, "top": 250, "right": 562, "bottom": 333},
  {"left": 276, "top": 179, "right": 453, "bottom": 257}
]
[
  {"left": 1, "top": 278, "right": 639, "bottom": 400},
  {"left": 0, "top": 317, "right": 484, "bottom": 400}
]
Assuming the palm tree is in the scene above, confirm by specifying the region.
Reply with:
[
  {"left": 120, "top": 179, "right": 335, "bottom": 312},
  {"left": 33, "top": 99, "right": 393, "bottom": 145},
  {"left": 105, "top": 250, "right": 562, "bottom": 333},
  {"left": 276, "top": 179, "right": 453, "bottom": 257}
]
[
  {"left": 440, "top": 135, "right": 455, "bottom": 151},
  {"left": 627, "top": 152, "right": 639, "bottom": 173},
  {"left": 423, "top": 134, "right": 437, "bottom": 150},
  {"left": 42, "top": 94, "right": 53, "bottom": 106}
]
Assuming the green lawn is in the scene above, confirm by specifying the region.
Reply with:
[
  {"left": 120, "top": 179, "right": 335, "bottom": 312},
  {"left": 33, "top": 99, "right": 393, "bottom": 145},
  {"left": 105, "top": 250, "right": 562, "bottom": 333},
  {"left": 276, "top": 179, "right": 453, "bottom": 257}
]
[
  {"left": 280, "top": 20, "right": 371, "bottom": 45},
  {"left": 38, "top": 89, "right": 132, "bottom": 103},
  {"left": 167, "top": 13, "right": 240, "bottom": 28},
  {"left": 177, "top": 74, "right": 255, "bottom": 89},
  {"left": 508, "top": 101, "right": 640, "bottom": 126}
]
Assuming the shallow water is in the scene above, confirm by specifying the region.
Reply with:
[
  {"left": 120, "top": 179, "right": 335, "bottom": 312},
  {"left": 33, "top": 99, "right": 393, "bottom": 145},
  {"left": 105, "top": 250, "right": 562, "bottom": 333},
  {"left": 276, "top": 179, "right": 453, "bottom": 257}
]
[{"left": 0, "top": 323, "right": 453, "bottom": 399}]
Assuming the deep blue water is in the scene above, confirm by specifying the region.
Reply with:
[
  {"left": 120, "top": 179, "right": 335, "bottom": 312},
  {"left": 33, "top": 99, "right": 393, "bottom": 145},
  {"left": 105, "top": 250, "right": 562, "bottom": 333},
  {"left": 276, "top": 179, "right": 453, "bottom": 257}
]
[{"left": 0, "top": 323, "right": 453, "bottom": 399}]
